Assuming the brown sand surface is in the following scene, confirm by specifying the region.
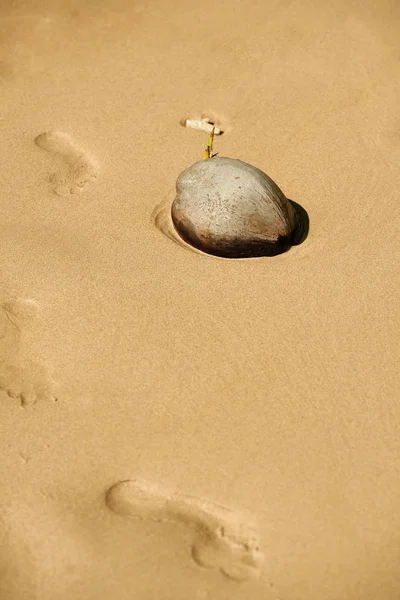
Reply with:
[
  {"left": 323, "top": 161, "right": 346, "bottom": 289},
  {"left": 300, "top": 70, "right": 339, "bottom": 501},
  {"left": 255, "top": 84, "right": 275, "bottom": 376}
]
[{"left": 1, "top": 0, "right": 399, "bottom": 598}]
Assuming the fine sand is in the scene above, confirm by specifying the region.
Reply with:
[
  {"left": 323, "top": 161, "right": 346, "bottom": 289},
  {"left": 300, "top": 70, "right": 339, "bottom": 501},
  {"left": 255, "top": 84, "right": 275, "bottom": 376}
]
[{"left": 1, "top": 1, "right": 399, "bottom": 599}]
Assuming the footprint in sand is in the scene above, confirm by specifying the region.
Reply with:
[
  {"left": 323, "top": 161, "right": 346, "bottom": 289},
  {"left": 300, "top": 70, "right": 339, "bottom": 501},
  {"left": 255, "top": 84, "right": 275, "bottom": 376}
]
[
  {"left": 106, "top": 479, "right": 264, "bottom": 581},
  {"left": 0, "top": 299, "right": 57, "bottom": 407},
  {"left": 35, "top": 132, "right": 99, "bottom": 197}
]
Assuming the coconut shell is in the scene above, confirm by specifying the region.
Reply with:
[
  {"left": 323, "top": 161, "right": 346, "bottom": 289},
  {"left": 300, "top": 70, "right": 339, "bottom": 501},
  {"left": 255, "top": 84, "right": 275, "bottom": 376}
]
[{"left": 171, "top": 157, "right": 306, "bottom": 258}]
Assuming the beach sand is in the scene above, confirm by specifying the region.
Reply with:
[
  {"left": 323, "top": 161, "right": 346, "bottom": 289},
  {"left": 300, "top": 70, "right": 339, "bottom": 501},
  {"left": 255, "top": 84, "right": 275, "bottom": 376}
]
[{"left": 1, "top": 0, "right": 399, "bottom": 598}]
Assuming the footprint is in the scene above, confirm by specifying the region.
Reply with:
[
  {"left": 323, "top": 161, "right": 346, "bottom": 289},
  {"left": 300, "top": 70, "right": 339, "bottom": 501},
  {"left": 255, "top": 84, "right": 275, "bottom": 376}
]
[
  {"left": 105, "top": 479, "right": 264, "bottom": 581},
  {"left": 35, "top": 131, "right": 99, "bottom": 197},
  {"left": 0, "top": 299, "right": 57, "bottom": 407}
]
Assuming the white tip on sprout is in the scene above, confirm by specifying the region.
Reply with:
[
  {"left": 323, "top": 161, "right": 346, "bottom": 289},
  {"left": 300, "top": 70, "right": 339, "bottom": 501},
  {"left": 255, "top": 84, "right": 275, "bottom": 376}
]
[{"left": 184, "top": 117, "right": 222, "bottom": 135}]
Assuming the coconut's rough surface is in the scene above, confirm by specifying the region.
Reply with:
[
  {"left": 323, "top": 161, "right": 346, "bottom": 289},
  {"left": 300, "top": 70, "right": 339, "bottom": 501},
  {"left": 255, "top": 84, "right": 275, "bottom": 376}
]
[{"left": 171, "top": 157, "right": 304, "bottom": 258}]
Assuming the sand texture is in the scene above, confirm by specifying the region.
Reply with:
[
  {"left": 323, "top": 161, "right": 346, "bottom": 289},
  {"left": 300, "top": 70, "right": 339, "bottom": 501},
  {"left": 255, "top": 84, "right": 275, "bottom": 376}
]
[{"left": 1, "top": 0, "right": 399, "bottom": 599}]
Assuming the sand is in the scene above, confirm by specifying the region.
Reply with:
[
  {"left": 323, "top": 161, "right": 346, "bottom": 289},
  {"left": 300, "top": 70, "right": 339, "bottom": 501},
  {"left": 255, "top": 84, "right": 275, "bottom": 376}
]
[{"left": 0, "top": 0, "right": 399, "bottom": 598}]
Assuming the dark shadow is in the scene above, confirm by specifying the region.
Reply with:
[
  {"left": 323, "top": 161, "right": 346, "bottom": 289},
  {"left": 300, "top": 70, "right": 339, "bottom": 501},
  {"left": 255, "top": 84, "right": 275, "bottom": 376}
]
[{"left": 288, "top": 199, "right": 310, "bottom": 246}]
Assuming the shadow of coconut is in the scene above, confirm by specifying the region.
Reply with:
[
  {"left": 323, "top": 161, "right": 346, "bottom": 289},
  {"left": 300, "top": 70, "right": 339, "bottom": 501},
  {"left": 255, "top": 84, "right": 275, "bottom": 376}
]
[{"left": 288, "top": 199, "right": 310, "bottom": 247}]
